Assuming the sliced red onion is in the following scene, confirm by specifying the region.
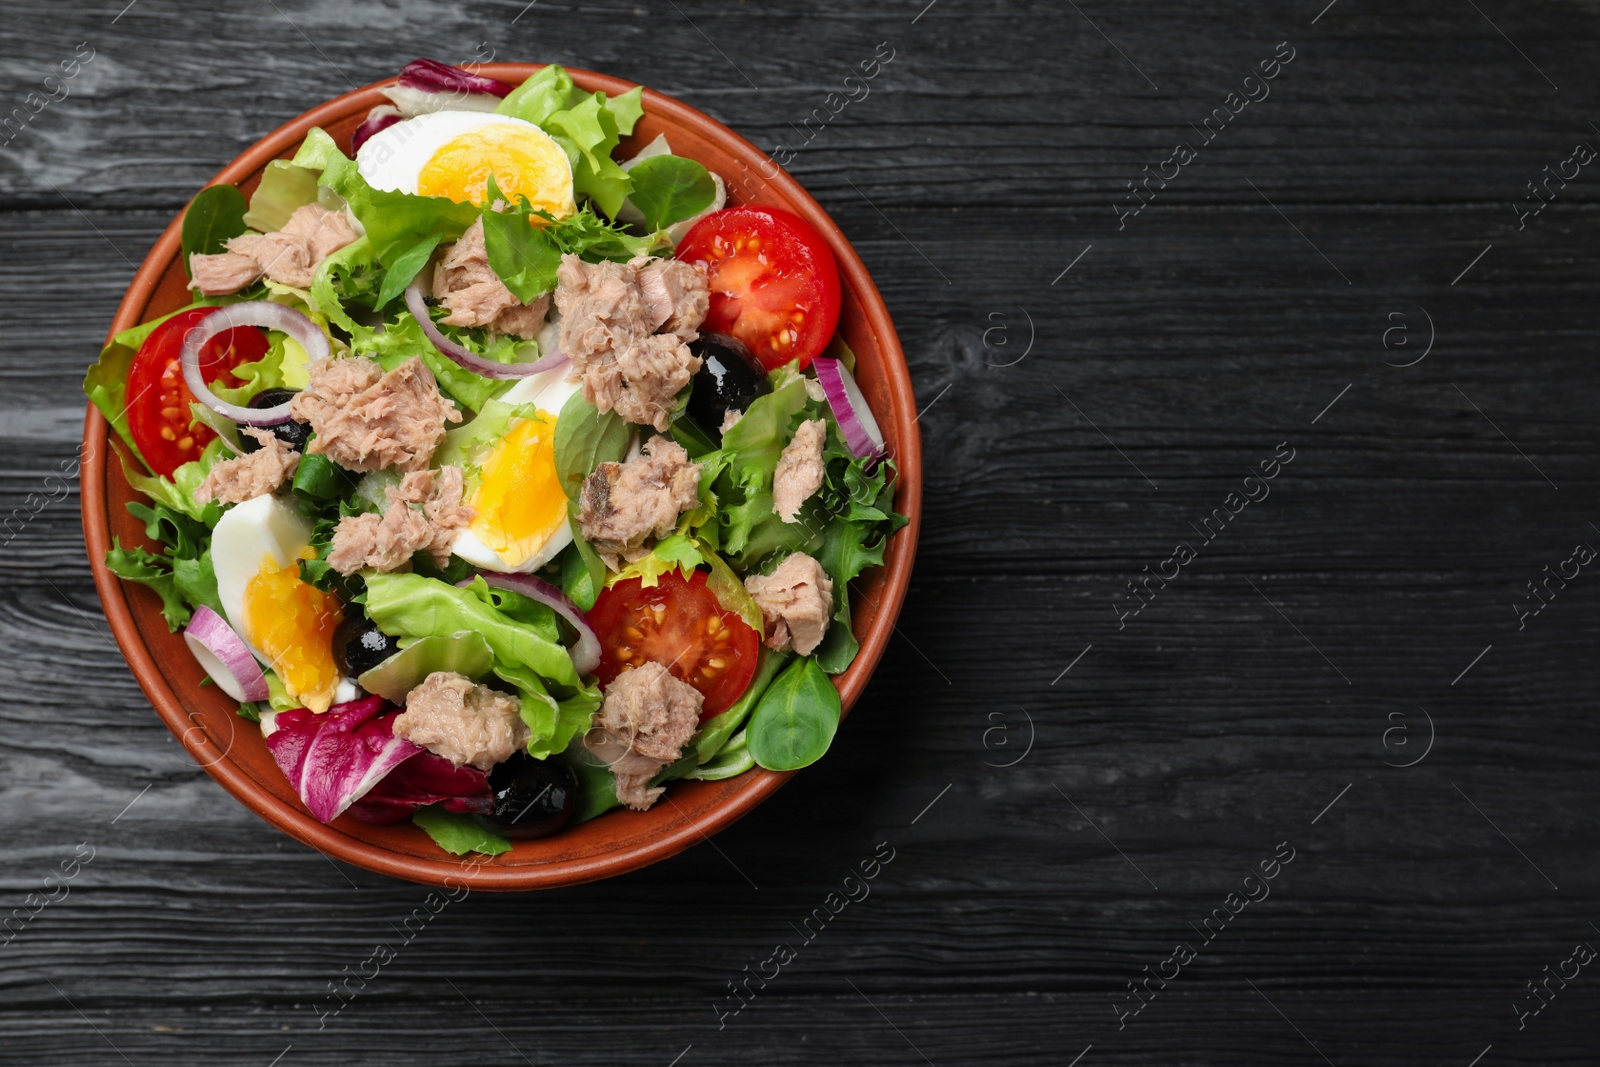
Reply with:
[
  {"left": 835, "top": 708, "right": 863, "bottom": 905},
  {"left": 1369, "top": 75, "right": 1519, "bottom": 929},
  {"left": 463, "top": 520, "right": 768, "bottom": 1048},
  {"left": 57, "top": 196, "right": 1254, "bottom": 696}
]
[
  {"left": 812, "top": 357, "right": 885, "bottom": 460},
  {"left": 398, "top": 58, "right": 515, "bottom": 99},
  {"left": 405, "top": 280, "right": 569, "bottom": 379},
  {"left": 181, "top": 302, "right": 329, "bottom": 425},
  {"left": 184, "top": 606, "right": 270, "bottom": 702},
  {"left": 459, "top": 572, "right": 600, "bottom": 677},
  {"left": 351, "top": 105, "right": 402, "bottom": 154}
]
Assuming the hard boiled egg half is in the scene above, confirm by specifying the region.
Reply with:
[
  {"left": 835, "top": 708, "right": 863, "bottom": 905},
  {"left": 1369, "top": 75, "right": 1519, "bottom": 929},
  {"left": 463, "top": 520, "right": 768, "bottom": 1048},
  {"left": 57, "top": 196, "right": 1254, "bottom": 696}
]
[
  {"left": 451, "top": 366, "right": 584, "bottom": 573},
  {"left": 356, "top": 111, "right": 576, "bottom": 217},
  {"left": 212, "top": 494, "right": 347, "bottom": 713}
]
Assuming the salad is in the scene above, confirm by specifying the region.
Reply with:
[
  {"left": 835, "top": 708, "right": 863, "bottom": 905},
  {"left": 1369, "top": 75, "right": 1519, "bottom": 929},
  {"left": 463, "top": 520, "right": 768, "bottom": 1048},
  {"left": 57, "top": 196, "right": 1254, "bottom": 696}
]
[{"left": 85, "top": 60, "right": 906, "bottom": 857}]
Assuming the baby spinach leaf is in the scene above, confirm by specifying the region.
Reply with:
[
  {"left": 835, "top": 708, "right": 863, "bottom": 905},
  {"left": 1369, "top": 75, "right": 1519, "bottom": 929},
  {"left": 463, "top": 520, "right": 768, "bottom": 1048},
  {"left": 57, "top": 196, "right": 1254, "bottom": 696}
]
[
  {"left": 570, "top": 753, "right": 621, "bottom": 823},
  {"left": 694, "top": 647, "right": 789, "bottom": 765},
  {"left": 481, "top": 197, "right": 564, "bottom": 302},
  {"left": 627, "top": 155, "right": 716, "bottom": 231},
  {"left": 374, "top": 232, "right": 444, "bottom": 310},
  {"left": 413, "top": 806, "right": 511, "bottom": 856},
  {"left": 688, "top": 737, "right": 755, "bottom": 781},
  {"left": 746, "top": 656, "right": 841, "bottom": 771},
  {"left": 291, "top": 451, "right": 355, "bottom": 503},
  {"left": 558, "top": 514, "right": 606, "bottom": 611},
  {"left": 180, "top": 184, "right": 248, "bottom": 275},
  {"left": 553, "top": 390, "right": 630, "bottom": 500}
]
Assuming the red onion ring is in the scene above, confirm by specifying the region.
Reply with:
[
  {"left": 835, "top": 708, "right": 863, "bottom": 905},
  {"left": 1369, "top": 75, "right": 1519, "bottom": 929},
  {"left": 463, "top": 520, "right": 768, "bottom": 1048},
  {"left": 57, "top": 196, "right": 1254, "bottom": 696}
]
[
  {"left": 404, "top": 280, "right": 569, "bottom": 379},
  {"left": 398, "top": 58, "right": 515, "bottom": 99},
  {"left": 351, "top": 105, "right": 402, "bottom": 154},
  {"left": 180, "top": 302, "right": 329, "bottom": 426},
  {"left": 184, "top": 606, "right": 270, "bottom": 702},
  {"left": 459, "top": 572, "right": 600, "bottom": 677},
  {"left": 812, "top": 357, "right": 886, "bottom": 460}
]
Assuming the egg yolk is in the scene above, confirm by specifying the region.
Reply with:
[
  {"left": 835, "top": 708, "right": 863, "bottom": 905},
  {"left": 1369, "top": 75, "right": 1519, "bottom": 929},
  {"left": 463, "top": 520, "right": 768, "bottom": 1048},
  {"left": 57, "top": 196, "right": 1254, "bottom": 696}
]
[
  {"left": 469, "top": 411, "right": 567, "bottom": 566},
  {"left": 417, "top": 124, "right": 575, "bottom": 217},
  {"left": 244, "top": 549, "right": 343, "bottom": 714}
]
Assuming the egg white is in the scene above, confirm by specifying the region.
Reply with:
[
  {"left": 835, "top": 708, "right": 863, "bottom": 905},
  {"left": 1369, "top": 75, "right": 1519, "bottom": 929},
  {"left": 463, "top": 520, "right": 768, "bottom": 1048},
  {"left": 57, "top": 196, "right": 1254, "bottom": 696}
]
[
  {"left": 451, "top": 368, "right": 583, "bottom": 573},
  {"left": 355, "top": 110, "right": 571, "bottom": 199},
  {"left": 212, "top": 493, "right": 314, "bottom": 659},
  {"left": 209, "top": 493, "right": 357, "bottom": 698}
]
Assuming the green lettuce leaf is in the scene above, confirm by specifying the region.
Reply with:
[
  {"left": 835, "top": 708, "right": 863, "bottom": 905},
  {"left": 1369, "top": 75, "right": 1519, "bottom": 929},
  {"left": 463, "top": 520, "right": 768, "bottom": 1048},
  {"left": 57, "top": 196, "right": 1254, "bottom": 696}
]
[
  {"left": 309, "top": 235, "right": 383, "bottom": 337},
  {"left": 686, "top": 732, "right": 755, "bottom": 781},
  {"left": 712, "top": 369, "right": 811, "bottom": 561},
  {"left": 558, "top": 511, "right": 606, "bottom": 611},
  {"left": 479, "top": 188, "right": 565, "bottom": 304},
  {"left": 242, "top": 161, "right": 319, "bottom": 232},
  {"left": 240, "top": 125, "right": 344, "bottom": 235},
  {"left": 366, "top": 312, "right": 511, "bottom": 414},
  {"left": 357, "top": 631, "right": 495, "bottom": 703},
  {"left": 126, "top": 500, "right": 208, "bottom": 558},
  {"left": 172, "top": 549, "right": 224, "bottom": 622},
  {"left": 497, "top": 68, "right": 646, "bottom": 216},
  {"left": 116, "top": 438, "right": 227, "bottom": 526},
  {"left": 550, "top": 203, "right": 667, "bottom": 262},
  {"left": 543, "top": 91, "right": 639, "bottom": 218},
  {"left": 608, "top": 533, "right": 704, "bottom": 588},
  {"left": 105, "top": 540, "right": 191, "bottom": 631},
  {"left": 433, "top": 397, "right": 541, "bottom": 478},
  {"left": 363, "top": 574, "right": 582, "bottom": 691},
  {"left": 316, "top": 141, "right": 478, "bottom": 267},
  {"left": 496, "top": 65, "right": 581, "bottom": 126},
  {"left": 290, "top": 127, "right": 345, "bottom": 171},
  {"left": 413, "top": 806, "right": 511, "bottom": 856}
]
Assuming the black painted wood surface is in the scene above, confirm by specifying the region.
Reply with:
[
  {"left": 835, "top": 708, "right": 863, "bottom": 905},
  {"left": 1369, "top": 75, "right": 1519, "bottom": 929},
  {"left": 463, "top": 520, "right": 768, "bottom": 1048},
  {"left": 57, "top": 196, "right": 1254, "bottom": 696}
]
[{"left": 3, "top": 1, "right": 1598, "bottom": 1064}]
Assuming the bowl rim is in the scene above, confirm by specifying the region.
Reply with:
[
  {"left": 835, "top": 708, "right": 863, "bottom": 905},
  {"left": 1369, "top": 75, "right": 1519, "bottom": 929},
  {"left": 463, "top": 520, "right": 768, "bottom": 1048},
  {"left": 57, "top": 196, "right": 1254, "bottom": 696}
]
[{"left": 80, "top": 63, "right": 922, "bottom": 889}]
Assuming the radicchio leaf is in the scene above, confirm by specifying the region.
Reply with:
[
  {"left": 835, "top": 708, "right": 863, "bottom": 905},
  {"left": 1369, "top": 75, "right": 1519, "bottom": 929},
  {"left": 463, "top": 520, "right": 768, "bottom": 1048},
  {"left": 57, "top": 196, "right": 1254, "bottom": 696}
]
[
  {"left": 346, "top": 751, "right": 493, "bottom": 825},
  {"left": 351, "top": 105, "right": 403, "bottom": 154},
  {"left": 398, "top": 58, "right": 515, "bottom": 99},
  {"left": 267, "top": 696, "right": 418, "bottom": 823}
]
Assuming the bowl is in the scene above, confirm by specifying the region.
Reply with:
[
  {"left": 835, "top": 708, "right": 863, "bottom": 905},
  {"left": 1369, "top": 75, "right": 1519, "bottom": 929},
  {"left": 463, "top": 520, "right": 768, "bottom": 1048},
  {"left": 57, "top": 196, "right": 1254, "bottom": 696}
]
[{"left": 81, "top": 63, "right": 921, "bottom": 889}]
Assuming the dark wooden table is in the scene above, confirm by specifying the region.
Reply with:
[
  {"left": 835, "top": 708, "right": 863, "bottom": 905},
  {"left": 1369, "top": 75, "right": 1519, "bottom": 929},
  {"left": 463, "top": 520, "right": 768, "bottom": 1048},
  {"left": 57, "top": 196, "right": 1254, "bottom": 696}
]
[{"left": 4, "top": 1, "right": 1598, "bottom": 1063}]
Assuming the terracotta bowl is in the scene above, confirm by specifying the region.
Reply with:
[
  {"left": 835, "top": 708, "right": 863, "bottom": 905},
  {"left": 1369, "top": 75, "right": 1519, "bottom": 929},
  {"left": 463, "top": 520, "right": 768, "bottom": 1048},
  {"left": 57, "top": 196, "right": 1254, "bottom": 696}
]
[{"left": 80, "top": 64, "right": 921, "bottom": 889}]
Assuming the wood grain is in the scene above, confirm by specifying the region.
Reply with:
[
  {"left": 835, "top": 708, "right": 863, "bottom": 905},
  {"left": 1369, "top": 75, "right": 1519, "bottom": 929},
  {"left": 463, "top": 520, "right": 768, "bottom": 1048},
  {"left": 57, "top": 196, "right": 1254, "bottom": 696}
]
[{"left": 2, "top": 0, "right": 1598, "bottom": 1063}]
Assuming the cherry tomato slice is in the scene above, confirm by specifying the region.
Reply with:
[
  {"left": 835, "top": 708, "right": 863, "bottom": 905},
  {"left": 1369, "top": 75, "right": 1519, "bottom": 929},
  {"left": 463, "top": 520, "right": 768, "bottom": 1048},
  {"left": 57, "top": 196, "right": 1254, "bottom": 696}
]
[
  {"left": 676, "top": 206, "right": 842, "bottom": 371},
  {"left": 126, "top": 307, "right": 269, "bottom": 476},
  {"left": 588, "top": 569, "right": 761, "bottom": 718}
]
